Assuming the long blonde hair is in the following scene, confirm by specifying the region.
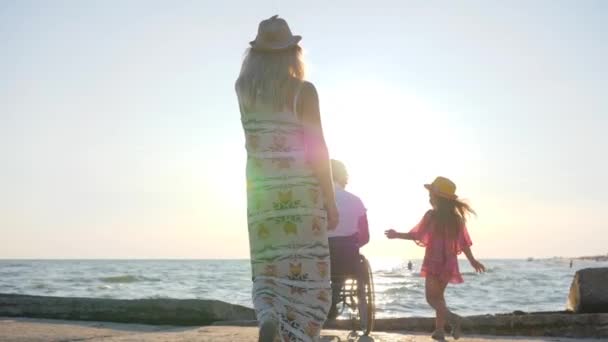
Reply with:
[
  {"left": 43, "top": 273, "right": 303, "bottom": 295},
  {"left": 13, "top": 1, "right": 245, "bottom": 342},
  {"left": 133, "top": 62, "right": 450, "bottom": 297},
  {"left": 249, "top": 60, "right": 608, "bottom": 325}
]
[
  {"left": 235, "top": 46, "right": 305, "bottom": 112},
  {"left": 434, "top": 196, "right": 476, "bottom": 238}
]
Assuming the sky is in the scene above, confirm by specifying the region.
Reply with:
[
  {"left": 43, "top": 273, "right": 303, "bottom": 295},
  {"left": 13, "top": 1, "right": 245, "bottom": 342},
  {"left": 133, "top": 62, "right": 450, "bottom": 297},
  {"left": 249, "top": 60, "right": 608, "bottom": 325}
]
[{"left": 1, "top": 0, "right": 607, "bottom": 259}]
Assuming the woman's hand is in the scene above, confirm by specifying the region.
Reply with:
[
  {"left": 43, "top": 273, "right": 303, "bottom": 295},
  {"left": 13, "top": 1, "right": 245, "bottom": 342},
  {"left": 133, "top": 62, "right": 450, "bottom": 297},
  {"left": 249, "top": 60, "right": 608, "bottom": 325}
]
[
  {"left": 384, "top": 229, "right": 399, "bottom": 239},
  {"left": 326, "top": 203, "right": 339, "bottom": 231},
  {"left": 470, "top": 259, "right": 486, "bottom": 273}
]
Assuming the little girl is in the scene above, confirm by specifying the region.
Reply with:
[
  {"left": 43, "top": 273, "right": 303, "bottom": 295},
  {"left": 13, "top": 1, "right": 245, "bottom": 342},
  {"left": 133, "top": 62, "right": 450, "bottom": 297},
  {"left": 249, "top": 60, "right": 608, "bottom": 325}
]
[{"left": 385, "top": 176, "right": 485, "bottom": 340}]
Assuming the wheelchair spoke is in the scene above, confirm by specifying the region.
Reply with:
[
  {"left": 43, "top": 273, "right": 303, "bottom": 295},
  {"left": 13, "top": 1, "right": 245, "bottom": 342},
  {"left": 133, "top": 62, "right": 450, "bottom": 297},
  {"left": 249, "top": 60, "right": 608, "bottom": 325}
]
[{"left": 333, "top": 254, "right": 375, "bottom": 335}]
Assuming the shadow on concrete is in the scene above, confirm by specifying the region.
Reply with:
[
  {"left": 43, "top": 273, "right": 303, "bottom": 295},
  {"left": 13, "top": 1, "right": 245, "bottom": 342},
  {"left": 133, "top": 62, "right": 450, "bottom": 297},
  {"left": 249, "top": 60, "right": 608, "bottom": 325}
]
[{"left": 321, "top": 331, "right": 376, "bottom": 342}]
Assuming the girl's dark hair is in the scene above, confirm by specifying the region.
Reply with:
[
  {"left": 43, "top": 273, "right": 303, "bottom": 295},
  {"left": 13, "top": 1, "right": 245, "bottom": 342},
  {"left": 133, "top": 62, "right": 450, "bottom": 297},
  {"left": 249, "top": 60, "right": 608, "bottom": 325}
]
[{"left": 433, "top": 196, "right": 476, "bottom": 238}]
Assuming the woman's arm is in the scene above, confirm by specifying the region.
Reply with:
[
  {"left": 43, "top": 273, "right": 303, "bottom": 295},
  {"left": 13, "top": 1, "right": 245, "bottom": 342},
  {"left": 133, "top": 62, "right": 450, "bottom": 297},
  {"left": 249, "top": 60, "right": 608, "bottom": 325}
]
[{"left": 298, "top": 81, "right": 338, "bottom": 230}]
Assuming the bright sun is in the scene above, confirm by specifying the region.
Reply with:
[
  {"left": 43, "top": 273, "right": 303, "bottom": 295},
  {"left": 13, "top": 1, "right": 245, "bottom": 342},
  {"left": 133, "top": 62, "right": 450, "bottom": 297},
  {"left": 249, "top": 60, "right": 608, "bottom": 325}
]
[{"left": 321, "top": 80, "right": 481, "bottom": 258}]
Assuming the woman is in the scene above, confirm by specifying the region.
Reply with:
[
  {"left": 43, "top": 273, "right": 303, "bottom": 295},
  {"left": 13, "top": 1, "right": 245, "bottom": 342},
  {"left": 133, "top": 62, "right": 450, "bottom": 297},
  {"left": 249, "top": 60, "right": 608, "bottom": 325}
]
[{"left": 235, "top": 15, "right": 339, "bottom": 342}]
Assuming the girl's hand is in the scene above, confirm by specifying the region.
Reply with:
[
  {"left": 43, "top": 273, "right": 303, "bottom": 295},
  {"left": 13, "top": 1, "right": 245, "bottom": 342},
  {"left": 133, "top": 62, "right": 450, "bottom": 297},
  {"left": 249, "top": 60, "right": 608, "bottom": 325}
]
[
  {"left": 470, "top": 259, "right": 486, "bottom": 273},
  {"left": 384, "top": 229, "right": 398, "bottom": 239}
]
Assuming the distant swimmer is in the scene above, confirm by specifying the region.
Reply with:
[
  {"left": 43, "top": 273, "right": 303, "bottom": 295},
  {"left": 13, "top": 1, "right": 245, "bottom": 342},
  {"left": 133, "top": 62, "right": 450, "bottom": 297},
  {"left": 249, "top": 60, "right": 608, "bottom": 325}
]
[
  {"left": 407, "top": 261, "right": 413, "bottom": 271},
  {"left": 570, "top": 259, "right": 573, "bottom": 268}
]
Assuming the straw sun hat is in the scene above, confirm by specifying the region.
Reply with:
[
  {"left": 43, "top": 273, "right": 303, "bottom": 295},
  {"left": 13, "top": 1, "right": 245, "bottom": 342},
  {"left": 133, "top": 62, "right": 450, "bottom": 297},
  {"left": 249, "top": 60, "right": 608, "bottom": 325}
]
[
  {"left": 249, "top": 15, "right": 301, "bottom": 51},
  {"left": 424, "top": 176, "right": 459, "bottom": 200}
]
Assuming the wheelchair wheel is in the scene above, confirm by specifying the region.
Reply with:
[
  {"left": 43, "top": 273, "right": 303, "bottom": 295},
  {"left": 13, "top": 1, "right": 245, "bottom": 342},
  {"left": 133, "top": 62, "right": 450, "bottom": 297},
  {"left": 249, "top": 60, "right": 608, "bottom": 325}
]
[{"left": 358, "top": 255, "right": 375, "bottom": 335}]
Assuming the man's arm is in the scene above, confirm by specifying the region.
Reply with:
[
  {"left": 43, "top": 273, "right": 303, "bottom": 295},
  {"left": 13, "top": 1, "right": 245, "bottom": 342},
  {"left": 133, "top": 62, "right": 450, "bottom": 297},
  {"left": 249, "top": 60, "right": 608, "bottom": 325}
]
[{"left": 357, "top": 214, "right": 370, "bottom": 247}]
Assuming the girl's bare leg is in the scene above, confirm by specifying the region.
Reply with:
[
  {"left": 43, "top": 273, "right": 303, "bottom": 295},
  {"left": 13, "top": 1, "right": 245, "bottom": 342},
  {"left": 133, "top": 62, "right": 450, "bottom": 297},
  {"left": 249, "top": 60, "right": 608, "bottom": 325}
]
[
  {"left": 448, "top": 310, "right": 463, "bottom": 339},
  {"left": 426, "top": 277, "right": 449, "bottom": 339}
]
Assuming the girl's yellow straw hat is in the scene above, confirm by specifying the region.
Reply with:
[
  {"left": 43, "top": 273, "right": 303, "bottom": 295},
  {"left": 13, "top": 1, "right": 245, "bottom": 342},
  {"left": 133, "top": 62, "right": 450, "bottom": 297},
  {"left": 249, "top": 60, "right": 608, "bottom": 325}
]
[{"left": 424, "top": 176, "right": 458, "bottom": 200}]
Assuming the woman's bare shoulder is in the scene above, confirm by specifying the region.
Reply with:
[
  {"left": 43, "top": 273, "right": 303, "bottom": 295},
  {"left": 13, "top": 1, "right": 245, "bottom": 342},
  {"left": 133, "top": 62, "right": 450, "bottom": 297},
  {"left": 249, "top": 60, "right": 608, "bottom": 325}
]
[{"left": 299, "top": 81, "right": 318, "bottom": 100}]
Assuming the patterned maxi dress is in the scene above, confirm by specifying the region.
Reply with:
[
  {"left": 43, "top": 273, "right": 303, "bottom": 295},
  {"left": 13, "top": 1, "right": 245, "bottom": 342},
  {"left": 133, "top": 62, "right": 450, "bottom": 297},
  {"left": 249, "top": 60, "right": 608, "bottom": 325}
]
[{"left": 239, "top": 90, "right": 332, "bottom": 341}]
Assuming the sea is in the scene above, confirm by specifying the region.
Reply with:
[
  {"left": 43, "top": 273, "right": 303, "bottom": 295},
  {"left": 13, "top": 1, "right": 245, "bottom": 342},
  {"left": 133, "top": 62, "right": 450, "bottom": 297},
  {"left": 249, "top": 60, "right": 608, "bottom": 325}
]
[{"left": 1, "top": 258, "right": 606, "bottom": 318}]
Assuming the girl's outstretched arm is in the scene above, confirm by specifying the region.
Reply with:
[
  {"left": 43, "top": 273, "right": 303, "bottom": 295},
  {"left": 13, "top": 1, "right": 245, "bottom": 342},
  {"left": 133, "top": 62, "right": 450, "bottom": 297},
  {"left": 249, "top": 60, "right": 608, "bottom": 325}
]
[
  {"left": 463, "top": 246, "right": 486, "bottom": 273},
  {"left": 384, "top": 229, "right": 414, "bottom": 240}
]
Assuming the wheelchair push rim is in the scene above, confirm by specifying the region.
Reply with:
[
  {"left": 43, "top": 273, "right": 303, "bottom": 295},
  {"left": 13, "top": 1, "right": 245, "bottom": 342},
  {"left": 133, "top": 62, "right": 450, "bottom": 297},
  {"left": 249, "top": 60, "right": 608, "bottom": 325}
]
[{"left": 359, "top": 254, "right": 375, "bottom": 335}]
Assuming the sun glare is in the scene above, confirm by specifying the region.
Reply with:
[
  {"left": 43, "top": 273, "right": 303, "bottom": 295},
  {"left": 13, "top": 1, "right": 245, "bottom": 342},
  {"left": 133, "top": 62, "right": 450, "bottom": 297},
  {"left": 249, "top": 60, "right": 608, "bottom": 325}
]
[{"left": 322, "top": 80, "right": 481, "bottom": 257}]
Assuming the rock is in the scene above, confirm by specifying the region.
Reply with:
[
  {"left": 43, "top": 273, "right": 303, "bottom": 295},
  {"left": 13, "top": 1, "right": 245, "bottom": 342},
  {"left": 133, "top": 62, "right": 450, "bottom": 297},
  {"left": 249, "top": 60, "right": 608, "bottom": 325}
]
[
  {"left": 0, "top": 293, "right": 255, "bottom": 326},
  {"left": 567, "top": 267, "right": 608, "bottom": 313}
]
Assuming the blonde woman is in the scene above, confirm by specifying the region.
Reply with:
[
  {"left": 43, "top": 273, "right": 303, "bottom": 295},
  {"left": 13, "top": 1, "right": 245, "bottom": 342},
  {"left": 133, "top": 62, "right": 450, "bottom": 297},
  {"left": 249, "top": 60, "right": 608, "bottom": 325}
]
[{"left": 236, "top": 15, "right": 338, "bottom": 342}]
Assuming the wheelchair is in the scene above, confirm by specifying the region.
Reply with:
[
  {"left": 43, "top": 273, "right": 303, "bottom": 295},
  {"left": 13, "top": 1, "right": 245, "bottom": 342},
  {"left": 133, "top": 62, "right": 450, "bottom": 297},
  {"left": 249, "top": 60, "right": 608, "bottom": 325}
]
[{"left": 332, "top": 254, "right": 375, "bottom": 336}]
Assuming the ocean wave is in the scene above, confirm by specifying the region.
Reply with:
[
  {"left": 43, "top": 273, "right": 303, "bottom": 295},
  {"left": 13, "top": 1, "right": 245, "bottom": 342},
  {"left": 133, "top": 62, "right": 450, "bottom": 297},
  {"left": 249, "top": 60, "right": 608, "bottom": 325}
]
[
  {"left": 64, "top": 277, "right": 95, "bottom": 284},
  {"left": 462, "top": 267, "right": 498, "bottom": 276},
  {"left": 0, "top": 271, "right": 23, "bottom": 277},
  {"left": 373, "top": 272, "right": 404, "bottom": 278},
  {"left": 99, "top": 275, "right": 161, "bottom": 283},
  {"left": 2, "top": 263, "right": 29, "bottom": 268},
  {"left": 374, "top": 271, "right": 419, "bottom": 278},
  {"left": 144, "top": 294, "right": 172, "bottom": 299},
  {"left": 381, "top": 286, "right": 423, "bottom": 295}
]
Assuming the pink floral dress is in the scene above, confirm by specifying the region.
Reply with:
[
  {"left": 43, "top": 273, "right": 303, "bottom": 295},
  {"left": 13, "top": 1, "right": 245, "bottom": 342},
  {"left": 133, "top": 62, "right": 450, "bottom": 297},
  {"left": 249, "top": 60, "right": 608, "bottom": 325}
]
[{"left": 409, "top": 210, "right": 472, "bottom": 284}]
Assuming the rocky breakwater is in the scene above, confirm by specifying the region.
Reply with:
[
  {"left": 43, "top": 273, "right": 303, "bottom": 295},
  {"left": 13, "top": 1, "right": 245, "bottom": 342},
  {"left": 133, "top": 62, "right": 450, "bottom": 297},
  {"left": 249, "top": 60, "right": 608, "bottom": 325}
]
[{"left": 0, "top": 293, "right": 255, "bottom": 326}]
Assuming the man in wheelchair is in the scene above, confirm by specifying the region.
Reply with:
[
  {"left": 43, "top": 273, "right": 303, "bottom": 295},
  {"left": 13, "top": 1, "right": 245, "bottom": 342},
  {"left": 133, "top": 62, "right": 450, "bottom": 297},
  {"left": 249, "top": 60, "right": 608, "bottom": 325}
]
[{"left": 327, "top": 159, "right": 370, "bottom": 320}]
